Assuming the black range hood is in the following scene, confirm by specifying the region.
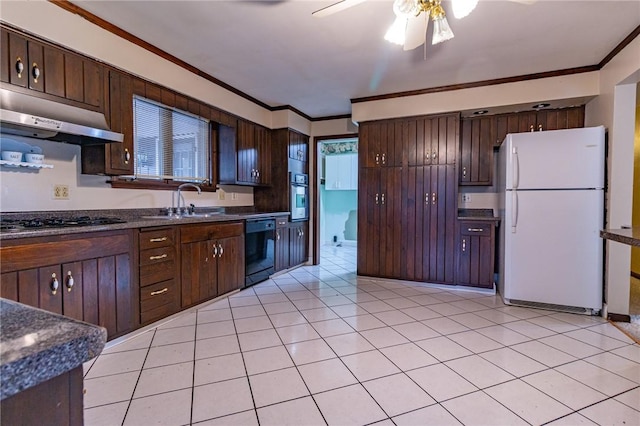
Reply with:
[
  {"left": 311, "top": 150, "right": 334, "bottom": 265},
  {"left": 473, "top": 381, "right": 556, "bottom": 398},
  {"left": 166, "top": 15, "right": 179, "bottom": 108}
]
[{"left": 0, "top": 87, "right": 123, "bottom": 145}]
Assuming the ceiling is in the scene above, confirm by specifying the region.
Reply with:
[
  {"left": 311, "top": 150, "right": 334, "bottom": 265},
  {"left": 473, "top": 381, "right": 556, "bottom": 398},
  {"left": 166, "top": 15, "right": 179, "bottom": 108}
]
[{"left": 70, "top": 0, "right": 640, "bottom": 119}]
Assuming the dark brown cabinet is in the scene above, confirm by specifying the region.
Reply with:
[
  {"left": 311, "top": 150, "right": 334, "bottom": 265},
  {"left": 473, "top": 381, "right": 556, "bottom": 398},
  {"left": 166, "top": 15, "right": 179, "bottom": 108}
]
[
  {"left": 289, "top": 221, "right": 309, "bottom": 268},
  {"left": 0, "top": 230, "right": 137, "bottom": 340},
  {"left": 289, "top": 130, "right": 308, "bottom": 163},
  {"left": 275, "top": 217, "right": 290, "bottom": 272},
  {"left": 455, "top": 220, "right": 497, "bottom": 288},
  {"left": 81, "top": 69, "right": 135, "bottom": 175},
  {"left": 219, "top": 119, "right": 271, "bottom": 186},
  {"left": 180, "top": 222, "right": 244, "bottom": 308},
  {"left": 138, "top": 227, "right": 180, "bottom": 325},
  {"left": 459, "top": 117, "right": 494, "bottom": 186},
  {"left": 358, "top": 114, "right": 459, "bottom": 284}
]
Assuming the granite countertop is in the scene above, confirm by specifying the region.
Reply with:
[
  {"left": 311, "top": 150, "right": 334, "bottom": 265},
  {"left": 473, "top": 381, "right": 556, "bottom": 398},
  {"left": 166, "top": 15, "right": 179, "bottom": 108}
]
[
  {"left": 0, "top": 298, "right": 106, "bottom": 400},
  {"left": 458, "top": 208, "right": 501, "bottom": 222},
  {"left": 0, "top": 209, "right": 290, "bottom": 240},
  {"left": 600, "top": 228, "right": 640, "bottom": 247}
]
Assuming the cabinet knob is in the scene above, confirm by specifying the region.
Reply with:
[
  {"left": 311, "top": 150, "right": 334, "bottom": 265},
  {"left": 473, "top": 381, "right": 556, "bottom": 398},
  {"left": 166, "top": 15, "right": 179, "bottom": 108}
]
[
  {"left": 276, "top": 231, "right": 280, "bottom": 241},
  {"left": 375, "top": 193, "right": 379, "bottom": 205},
  {"left": 432, "top": 192, "right": 437, "bottom": 205},
  {"left": 124, "top": 148, "right": 131, "bottom": 164},
  {"left": 375, "top": 154, "right": 380, "bottom": 165},
  {"left": 432, "top": 152, "right": 437, "bottom": 160},
  {"left": 15, "top": 57, "right": 24, "bottom": 78},
  {"left": 66, "top": 271, "right": 74, "bottom": 292},
  {"left": 462, "top": 238, "right": 466, "bottom": 252},
  {"left": 462, "top": 167, "right": 467, "bottom": 178},
  {"left": 530, "top": 124, "right": 535, "bottom": 132},
  {"left": 218, "top": 243, "right": 224, "bottom": 258},
  {"left": 538, "top": 124, "right": 543, "bottom": 131},
  {"left": 51, "top": 273, "right": 59, "bottom": 295},
  {"left": 425, "top": 193, "right": 429, "bottom": 204},
  {"left": 31, "top": 62, "right": 40, "bottom": 83},
  {"left": 212, "top": 245, "right": 218, "bottom": 257},
  {"left": 381, "top": 153, "right": 386, "bottom": 165},
  {"left": 381, "top": 193, "right": 385, "bottom": 205}
]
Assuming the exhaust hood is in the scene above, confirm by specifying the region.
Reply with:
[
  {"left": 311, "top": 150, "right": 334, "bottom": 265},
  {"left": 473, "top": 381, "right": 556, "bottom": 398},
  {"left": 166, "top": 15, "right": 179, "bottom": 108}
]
[{"left": 0, "top": 88, "right": 123, "bottom": 145}]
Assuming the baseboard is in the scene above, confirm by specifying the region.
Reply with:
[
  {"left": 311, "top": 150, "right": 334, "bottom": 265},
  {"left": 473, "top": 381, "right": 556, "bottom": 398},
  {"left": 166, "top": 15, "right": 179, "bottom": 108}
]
[{"left": 607, "top": 312, "right": 631, "bottom": 323}]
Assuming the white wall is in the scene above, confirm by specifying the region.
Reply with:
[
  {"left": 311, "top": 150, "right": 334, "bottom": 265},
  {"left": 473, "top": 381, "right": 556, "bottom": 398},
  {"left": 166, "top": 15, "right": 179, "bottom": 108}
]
[{"left": 585, "top": 36, "right": 640, "bottom": 316}]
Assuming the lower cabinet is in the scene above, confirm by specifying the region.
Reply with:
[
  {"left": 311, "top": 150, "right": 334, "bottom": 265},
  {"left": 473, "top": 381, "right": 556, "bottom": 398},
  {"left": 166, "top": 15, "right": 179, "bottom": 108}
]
[
  {"left": 289, "top": 221, "right": 308, "bottom": 267},
  {"left": 0, "top": 230, "right": 137, "bottom": 340},
  {"left": 455, "top": 220, "right": 497, "bottom": 288},
  {"left": 274, "top": 217, "right": 290, "bottom": 272},
  {"left": 180, "top": 222, "right": 244, "bottom": 308}
]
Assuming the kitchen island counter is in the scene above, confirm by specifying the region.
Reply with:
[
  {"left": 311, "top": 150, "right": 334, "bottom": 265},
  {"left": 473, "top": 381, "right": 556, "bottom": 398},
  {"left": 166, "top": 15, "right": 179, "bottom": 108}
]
[{"left": 600, "top": 228, "right": 640, "bottom": 247}]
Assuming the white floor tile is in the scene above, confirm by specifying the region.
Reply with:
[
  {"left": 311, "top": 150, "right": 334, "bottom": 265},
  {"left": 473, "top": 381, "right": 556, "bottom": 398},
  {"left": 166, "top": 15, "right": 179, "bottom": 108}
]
[
  {"left": 292, "top": 298, "right": 327, "bottom": 310},
  {"left": 84, "top": 401, "right": 129, "bottom": 426},
  {"left": 195, "top": 334, "right": 240, "bottom": 360},
  {"left": 84, "top": 371, "right": 139, "bottom": 408},
  {"left": 192, "top": 377, "right": 254, "bottom": 423},
  {"left": 314, "top": 384, "right": 387, "bottom": 426},
  {"left": 503, "top": 320, "right": 557, "bottom": 339},
  {"left": 249, "top": 367, "right": 309, "bottom": 407},
  {"left": 614, "top": 387, "right": 640, "bottom": 411},
  {"left": 522, "top": 369, "right": 608, "bottom": 410},
  {"left": 297, "top": 357, "right": 358, "bottom": 393},
  {"left": 442, "top": 391, "right": 529, "bottom": 425},
  {"left": 233, "top": 315, "right": 273, "bottom": 333},
  {"left": 268, "top": 310, "right": 308, "bottom": 327},
  {"left": 360, "top": 327, "right": 410, "bottom": 348},
  {"left": 231, "top": 304, "right": 267, "bottom": 319},
  {"left": 407, "top": 363, "right": 477, "bottom": 402},
  {"left": 484, "top": 379, "right": 572, "bottom": 425},
  {"left": 86, "top": 349, "right": 148, "bottom": 379},
  {"left": 257, "top": 293, "right": 289, "bottom": 304},
  {"left": 229, "top": 295, "right": 261, "bottom": 307},
  {"left": 450, "top": 300, "right": 488, "bottom": 313},
  {"left": 538, "top": 334, "right": 604, "bottom": 358},
  {"left": 263, "top": 301, "right": 298, "bottom": 315},
  {"left": 156, "top": 312, "right": 197, "bottom": 329},
  {"left": 448, "top": 313, "right": 496, "bottom": 329},
  {"left": 474, "top": 325, "right": 531, "bottom": 346},
  {"left": 237, "top": 328, "right": 282, "bottom": 352},
  {"left": 447, "top": 330, "right": 504, "bottom": 353},
  {"left": 256, "top": 396, "right": 325, "bottom": 426},
  {"left": 416, "top": 336, "right": 473, "bottom": 362},
  {"left": 586, "top": 323, "right": 637, "bottom": 344},
  {"left": 445, "top": 355, "right": 515, "bottom": 388},
  {"left": 583, "top": 351, "right": 640, "bottom": 384},
  {"left": 311, "top": 318, "right": 354, "bottom": 337},
  {"left": 510, "top": 340, "right": 577, "bottom": 367},
  {"left": 555, "top": 360, "right": 638, "bottom": 396},
  {"left": 197, "top": 308, "right": 232, "bottom": 324},
  {"left": 124, "top": 388, "right": 192, "bottom": 426},
  {"left": 421, "top": 317, "right": 470, "bottom": 335},
  {"left": 196, "top": 320, "right": 236, "bottom": 340},
  {"left": 546, "top": 413, "right": 599, "bottom": 425},
  {"left": 194, "top": 410, "right": 258, "bottom": 425},
  {"left": 548, "top": 312, "right": 606, "bottom": 327},
  {"left": 343, "top": 314, "right": 386, "bottom": 331},
  {"left": 144, "top": 341, "right": 194, "bottom": 369},
  {"left": 151, "top": 325, "right": 196, "bottom": 347},
  {"left": 429, "top": 303, "right": 467, "bottom": 317},
  {"left": 101, "top": 331, "right": 153, "bottom": 354},
  {"left": 402, "top": 306, "right": 442, "bottom": 321},
  {"left": 380, "top": 343, "right": 439, "bottom": 371},
  {"left": 479, "top": 347, "right": 547, "bottom": 377},
  {"left": 342, "top": 350, "right": 401, "bottom": 381},
  {"left": 285, "top": 338, "right": 337, "bottom": 365},
  {"left": 194, "top": 353, "right": 246, "bottom": 386},
  {"left": 363, "top": 373, "right": 436, "bottom": 417},
  {"left": 564, "top": 329, "right": 631, "bottom": 351},
  {"left": 384, "top": 297, "right": 420, "bottom": 309},
  {"left": 373, "top": 310, "right": 415, "bottom": 326},
  {"left": 392, "top": 322, "right": 440, "bottom": 341},
  {"left": 527, "top": 315, "right": 581, "bottom": 333},
  {"left": 300, "top": 307, "right": 340, "bottom": 322},
  {"left": 392, "top": 404, "right": 462, "bottom": 426},
  {"left": 324, "top": 332, "right": 375, "bottom": 356},
  {"left": 276, "top": 323, "right": 321, "bottom": 344},
  {"left": 358, "top": 300, "right": 395, "bottom": 314},
  {"left": 134, "top": 361, "right": 193, "bottom": 399},
  {"left": 611, "top": 344, "right": 640, "bottom": 362},
  {"left": 496, "top": 306, "right": 548, "bottom": 320},
  {"left": 243, "top": 345, "right": 294, "bottom": 375},
  {"left": 579, "top": 398, "right": 640, "bottom": 426},
  {"left": 473, "top": 309, "right": 520, "bottom": 324},
  {"left": 329, "top": 303, "right": 369, "bottom": 317}
]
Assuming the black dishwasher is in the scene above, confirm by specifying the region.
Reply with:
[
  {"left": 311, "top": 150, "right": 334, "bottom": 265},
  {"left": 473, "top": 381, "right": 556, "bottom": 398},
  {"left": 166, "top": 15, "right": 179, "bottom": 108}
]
[{"left": 244, "top": 219, "right": 276, "bottom": 287}]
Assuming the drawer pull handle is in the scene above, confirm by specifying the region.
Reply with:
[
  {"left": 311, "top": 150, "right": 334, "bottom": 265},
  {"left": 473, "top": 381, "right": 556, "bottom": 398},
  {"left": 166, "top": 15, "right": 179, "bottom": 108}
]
[
  {"left": 276, "top": 231, "right": 280, "bottom": 241},
  {"left": 149, "top": 254, "right": 168, "bottom": 260},
  {"left": 150, "top": 288, "right": 168, "bottom": 296},
  {"left": 66, "top": 271, "right": 75, "bottom": 292},
  {"left": 124, "top": 148, "right": 131, "bottom": 164},
  {"left": 462, "top": 238, "right": 466, "bottom": 252},
  {"left": 218, "top": 243, "right": 224, "bottom": 258},
  {"left": 467, "top": 228, "right": 484, "bottom": 232},
  {"left": 51, "top": 273, "right": 59, "bottom": 295},
  {"left": 16, "top": 57, "right": 24, "bottom": 78},
  {"left": 31, "top": 62, "right": 40, "bottom": 83},
  {"left": 149, "top": 237, "right": 168, "bottom": 242}
]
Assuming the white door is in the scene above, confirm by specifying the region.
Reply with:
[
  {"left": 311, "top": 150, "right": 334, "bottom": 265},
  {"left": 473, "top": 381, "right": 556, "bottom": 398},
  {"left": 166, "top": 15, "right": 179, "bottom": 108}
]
[
  {"left": 503, "top": 189, "right": 603, "bottom": 310},
  {"left": 504, "top": 127, "right": 605, "bottom": 190}
]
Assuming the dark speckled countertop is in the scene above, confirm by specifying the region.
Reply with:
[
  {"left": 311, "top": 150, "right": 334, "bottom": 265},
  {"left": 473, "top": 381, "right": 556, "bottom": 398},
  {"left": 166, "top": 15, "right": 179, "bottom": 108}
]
[
  {"left": 0, "top": 298, "right": 106, "bottom": 400},
  {"left": 458, "top": 209, "right": 500, "bottom": 222},
  {"left": 0, "top": 209, "right": 290, "bottom": 240},
  {"left": 600, "top": 228, "right": 640, "bottom": 247}
]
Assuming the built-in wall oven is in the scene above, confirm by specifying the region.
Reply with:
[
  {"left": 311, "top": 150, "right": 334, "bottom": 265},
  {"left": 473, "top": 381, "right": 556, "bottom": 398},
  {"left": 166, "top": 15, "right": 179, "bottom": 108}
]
[
  {"left": 290, "top": 173, "right": 309, "bottom": 221},
  {"left": 245, "top": 218, "right": 275, "bottom": 287}
]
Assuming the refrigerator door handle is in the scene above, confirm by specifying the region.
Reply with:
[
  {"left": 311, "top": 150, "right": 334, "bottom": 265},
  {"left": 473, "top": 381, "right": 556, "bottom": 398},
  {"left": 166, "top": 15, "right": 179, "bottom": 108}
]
[
  {"left": 512, "top": 146, "right": 519, "bottom": 189},
  {"left": 511, "top": 191, "right": 518, "bottom": 233}
]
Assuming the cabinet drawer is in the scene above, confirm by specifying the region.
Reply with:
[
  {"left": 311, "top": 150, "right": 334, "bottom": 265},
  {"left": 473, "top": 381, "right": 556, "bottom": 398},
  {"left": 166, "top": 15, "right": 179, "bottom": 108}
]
[
  {"left": 139, "top": 246, "right": 175, "bottom": 266},
  {"left": 139, "top": 228, "right": 175, "bottom": 250},
  {"left": 180, "top": 222, "right": 243, "bottom": 244},
  {"left": 140, "top": 279, "right": 179, "bottom": 324},
  {"left": 140, "top": 260, "right": 176, "bottom": 288},
  {"left": 460, "top": 222, "right": 491, "bottom": 237}
]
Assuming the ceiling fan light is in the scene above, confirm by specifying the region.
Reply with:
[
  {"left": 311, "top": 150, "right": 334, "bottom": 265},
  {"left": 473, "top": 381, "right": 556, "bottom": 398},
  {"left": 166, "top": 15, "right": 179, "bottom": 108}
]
[
  {"left": 452, "top": 0, "right": 478, "bottom": 19},
  {"left": 432, "top": 15, "right": 454, "bottom": 44},
  {"left": 393, "top": 0, "right": 419, "bottom": 17},
  {"left": 385, "top": 16, "right": 408, "bottom": 45}
]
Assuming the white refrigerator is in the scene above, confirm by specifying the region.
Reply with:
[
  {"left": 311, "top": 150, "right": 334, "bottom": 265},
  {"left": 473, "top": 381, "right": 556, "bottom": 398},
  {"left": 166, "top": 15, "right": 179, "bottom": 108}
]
[{"left": 497, "top": 126, "right": 605, "bottom": 314}]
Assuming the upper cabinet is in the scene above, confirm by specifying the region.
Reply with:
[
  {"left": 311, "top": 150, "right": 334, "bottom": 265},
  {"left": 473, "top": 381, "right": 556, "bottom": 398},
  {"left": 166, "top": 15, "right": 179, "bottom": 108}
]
[
  {"left": 218, "top": 118, "right": 271, "bottom": 186},
  {"left": 289, "top": 130, "right": 308, "bottom": 163},
  {"left": 1, "top": 27, "right": 104, "bottom": 113},
  {"left": 325, "top": 153, "right": 358, "bottom": 190}
]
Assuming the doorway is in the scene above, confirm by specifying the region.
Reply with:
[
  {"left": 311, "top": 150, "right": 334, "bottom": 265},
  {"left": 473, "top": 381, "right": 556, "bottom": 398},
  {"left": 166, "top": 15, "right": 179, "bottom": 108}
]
[
  {"left": 313, "top": 136, "right": 358, "bottom": 268},
  {"left": 630, "top": 82, "right": 640, "bottom": 317}
]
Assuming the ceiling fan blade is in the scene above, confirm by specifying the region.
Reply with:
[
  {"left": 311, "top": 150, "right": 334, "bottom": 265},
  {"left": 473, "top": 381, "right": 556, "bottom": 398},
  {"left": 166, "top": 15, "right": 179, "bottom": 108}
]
[
  {"left": 312, "top": 0, "right": 367, "bottom": 18},
  {"left": 403, "top": 14, "right": 428, "bottom": 51}
]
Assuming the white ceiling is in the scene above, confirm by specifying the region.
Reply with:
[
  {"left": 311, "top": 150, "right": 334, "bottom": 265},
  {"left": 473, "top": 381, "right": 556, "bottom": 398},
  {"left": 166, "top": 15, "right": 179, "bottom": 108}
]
[{"left": 71, "top": 0, "right": 640, "bottom": 118}]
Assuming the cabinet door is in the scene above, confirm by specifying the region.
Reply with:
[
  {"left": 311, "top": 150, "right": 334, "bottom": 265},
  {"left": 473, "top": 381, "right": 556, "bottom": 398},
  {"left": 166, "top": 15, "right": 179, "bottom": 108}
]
[
  {"left": 459, "top": 117, "right": 494, "bottom": 186},
  {"left": 289, "top": 130, "right": 308, "bottom": 162},
  {"left": 61, "top": 262, "right": 84, "bottom": 322},
  {"left": 0, "top": 29, "right": 9, "bottom": 83},
  {"left": 379, "top": 167, "right": 402, "bottom": 278},
  {"left": 275, "top": 227, "right": 290, "bottom": 272},
  {"left": 495, "top": 114, "right": 520, "bottom": 147},
  {"left": 431, "top": 115, "right": 458, "bottom": 165},
  {"left": 518, "top": 112, "right": 538, "bottom": 133},
  {"left": 256, "top": 125, "right": 271, "bottom": 185},
  {"left": 43, "top": 45, "right": 65, "bottom": 98},
  {"left": 357, "top": 167, "right": 380, "bottom": 276},
  {"left": 181, "top": 241, "right": 213, "bottom": 307},
  {"left": 236, "top": 120, "right": 256, "bottom": 184},
  {"left": 402, "top": 166, "right": 426, "bottom": 281},
  {"left": 456, "top": 222, "right": 494, "bottom": 288},
  {"left": 38, "top": 265, "right": 64, "bottom": 315},
  {"left": 8, "top": 32, "right": 27, "bottom": 87},
  {"left": 325, "top": 155, "right": 341, "bottom": 190},
  {"left": 27, "top": 40, "right": 44, "bottom": 92},
  {"left": 217, "top": 235, "right": 244, "bottom": 295}
]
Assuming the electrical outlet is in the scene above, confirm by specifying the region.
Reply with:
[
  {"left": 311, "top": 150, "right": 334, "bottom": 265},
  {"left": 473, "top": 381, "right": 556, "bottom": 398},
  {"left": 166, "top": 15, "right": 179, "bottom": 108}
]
[
  {"left": 218, "top": 190, "right": 226, "bottom": 200},
  {"left": 53, "top": 184, "right": 69, "bottom": 200},
  {"left": 462, "top": 193, "right": 471, "bottom": 203}
]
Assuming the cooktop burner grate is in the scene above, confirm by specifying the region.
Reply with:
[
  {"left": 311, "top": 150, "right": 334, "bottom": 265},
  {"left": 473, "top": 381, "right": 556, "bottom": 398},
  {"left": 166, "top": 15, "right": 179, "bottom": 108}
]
[{"left": 0, "top": 216, "right": 127, "bottom": 232}]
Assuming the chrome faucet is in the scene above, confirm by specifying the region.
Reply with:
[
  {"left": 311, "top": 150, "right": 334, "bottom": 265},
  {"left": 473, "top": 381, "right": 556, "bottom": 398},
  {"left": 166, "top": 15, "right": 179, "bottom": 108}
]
[{"left": 174, "top": 183, "right": 201, "bottom": 215}]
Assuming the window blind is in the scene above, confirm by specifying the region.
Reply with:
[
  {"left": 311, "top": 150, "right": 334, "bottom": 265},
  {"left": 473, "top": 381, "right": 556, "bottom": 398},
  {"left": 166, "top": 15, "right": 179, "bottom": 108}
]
[{"left": 133, "top": 96, "right": 210, "bottom": 182}]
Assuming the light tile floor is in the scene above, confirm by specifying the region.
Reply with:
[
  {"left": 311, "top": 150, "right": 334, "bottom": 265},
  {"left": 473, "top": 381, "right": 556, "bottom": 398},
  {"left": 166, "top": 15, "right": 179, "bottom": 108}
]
[{"left": 84, "top": 245, "right": 640, "bottom": 426}]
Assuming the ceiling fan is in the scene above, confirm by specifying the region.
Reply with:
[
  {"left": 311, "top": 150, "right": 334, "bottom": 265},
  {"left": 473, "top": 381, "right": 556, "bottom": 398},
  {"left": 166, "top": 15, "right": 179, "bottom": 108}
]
[{"left": 313, "top": 0, "right": 534, "bottom": 51}]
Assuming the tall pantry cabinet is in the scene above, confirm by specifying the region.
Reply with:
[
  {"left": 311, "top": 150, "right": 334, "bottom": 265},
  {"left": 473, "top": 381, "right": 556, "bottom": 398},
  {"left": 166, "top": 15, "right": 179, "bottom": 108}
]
[{"left": 358, "top": 114, "right": 458, "bottom": 284}]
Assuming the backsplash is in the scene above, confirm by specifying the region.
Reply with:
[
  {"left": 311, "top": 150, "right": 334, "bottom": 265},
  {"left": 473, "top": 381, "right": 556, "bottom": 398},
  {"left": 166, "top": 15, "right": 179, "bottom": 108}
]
[{"left": 0, "top": 137, "right": 253, "bottom": 212}]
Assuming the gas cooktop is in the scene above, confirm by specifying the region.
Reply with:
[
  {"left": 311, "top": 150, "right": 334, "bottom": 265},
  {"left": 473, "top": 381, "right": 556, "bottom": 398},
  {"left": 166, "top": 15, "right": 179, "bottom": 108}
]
[{"left": 0, "top": 216, "right": 127, "bottom": 233}]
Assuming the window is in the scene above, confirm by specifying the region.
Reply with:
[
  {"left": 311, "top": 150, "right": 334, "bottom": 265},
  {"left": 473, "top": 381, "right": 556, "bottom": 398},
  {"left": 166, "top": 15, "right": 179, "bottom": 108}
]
[{"left": 133, "top": 96, "right": 210, "bottom": 183}]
